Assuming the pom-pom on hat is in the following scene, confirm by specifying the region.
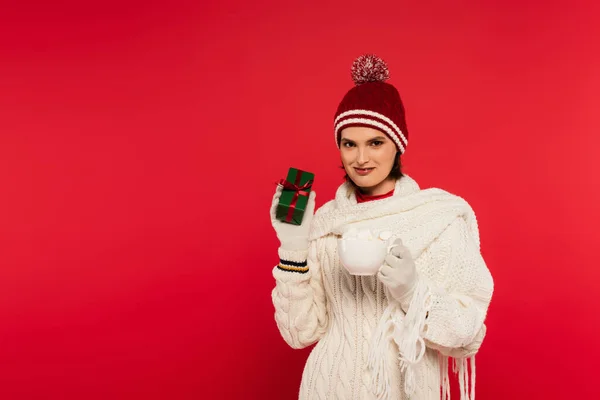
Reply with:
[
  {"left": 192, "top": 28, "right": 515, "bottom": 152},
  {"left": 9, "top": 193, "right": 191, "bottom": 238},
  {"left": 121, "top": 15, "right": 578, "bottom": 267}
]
[{"left": 334, "top": 54, "right": 409, "bottom": 154}]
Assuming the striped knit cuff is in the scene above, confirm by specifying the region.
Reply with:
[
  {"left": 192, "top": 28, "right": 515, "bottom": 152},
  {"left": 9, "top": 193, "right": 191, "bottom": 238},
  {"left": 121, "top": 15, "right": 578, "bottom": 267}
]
[{"left": 277, "top": 247, "right": 309, "bottom": 274}]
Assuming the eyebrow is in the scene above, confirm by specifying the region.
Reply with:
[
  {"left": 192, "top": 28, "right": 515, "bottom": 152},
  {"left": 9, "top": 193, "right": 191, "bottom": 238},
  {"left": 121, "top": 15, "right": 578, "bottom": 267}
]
[{"left": 340, "top": 136, "right": 387, "bottom": 143}]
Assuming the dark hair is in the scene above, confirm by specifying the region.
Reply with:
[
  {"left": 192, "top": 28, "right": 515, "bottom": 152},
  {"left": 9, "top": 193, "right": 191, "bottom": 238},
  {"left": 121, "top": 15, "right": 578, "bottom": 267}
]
[{"left": 340, "top": 151, "right": 404, "bottom": 191}]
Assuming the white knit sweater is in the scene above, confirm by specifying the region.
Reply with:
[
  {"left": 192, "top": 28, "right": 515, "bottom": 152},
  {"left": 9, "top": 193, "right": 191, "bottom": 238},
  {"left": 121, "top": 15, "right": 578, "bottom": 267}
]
[{"left": 271, "top": 175, "right": 494, "bottom": 400}]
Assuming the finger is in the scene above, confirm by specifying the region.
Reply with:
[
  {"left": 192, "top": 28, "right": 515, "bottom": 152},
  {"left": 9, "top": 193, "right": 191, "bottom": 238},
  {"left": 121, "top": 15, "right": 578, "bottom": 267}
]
[
  {"left": 392, "top": 238, "right": 403, "bottom": 246},
  {"left": 274, "top": 184, "right": 283, "bottom": 199},
  {"left": 270, "top": 186, "right": 284, "bottom": 218},
  {"left": 379, "top": 264, "right": 393, "bottom": 277},
  {"left": 390, "top": 243, "right": 404, "bottom": 257},
  {"left": 394, "top": 245, "right": 412, "bottom": 260},
  {"left": 272, "top": 185, "right": 283, "bottom": 201},
  {"left": 270, "top": 192, "right": 279, "bottom": 214},
  {"left": 384, "top": 254, "right": 399, "bottom": 266},
  {"left": 378, "top": 269, "right": 391, "bottom": 283},
  {"left": 304, "top": 190, "right": 317, "bottom": 215},
  {"left": 390, "top": 244, "right": 411, "bottom": 259}
]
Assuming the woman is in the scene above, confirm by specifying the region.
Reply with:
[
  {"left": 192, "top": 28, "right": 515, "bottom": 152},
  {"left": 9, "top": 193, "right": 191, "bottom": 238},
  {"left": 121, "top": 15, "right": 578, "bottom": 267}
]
[{"left": 269, "top": 54, "right": 494, "bottom": 400}]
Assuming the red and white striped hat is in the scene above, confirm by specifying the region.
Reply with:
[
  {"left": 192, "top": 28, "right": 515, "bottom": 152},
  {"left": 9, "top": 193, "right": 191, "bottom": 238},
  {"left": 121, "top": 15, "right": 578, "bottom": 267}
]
[{"left": 334, "top": 54, "right": 409, "bottom": 154}]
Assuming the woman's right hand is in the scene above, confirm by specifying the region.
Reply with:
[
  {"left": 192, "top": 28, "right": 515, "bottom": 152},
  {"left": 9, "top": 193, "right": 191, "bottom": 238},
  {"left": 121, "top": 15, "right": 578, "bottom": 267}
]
[{"left": 269, "top": 184, "right": 316, "bottom": 251}]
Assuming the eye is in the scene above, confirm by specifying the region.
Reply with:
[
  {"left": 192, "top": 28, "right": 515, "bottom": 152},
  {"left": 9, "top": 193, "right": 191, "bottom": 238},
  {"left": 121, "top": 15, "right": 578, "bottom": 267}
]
[
  {"left": 371, "top": 140, "right": 383, "bottom": 146},
  {"left": 342, "top": 142, "right": 355, "bottom": 148}
]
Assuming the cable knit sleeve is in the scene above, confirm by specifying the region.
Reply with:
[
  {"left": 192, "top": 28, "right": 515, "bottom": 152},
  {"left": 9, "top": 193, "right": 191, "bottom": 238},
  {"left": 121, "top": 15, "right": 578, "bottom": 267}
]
[
  {"left": 271, "top": 239, "right": 329, "bottom": 349},
  {"left": 418, "top": 216, "right": 494, "bottom": 356}
]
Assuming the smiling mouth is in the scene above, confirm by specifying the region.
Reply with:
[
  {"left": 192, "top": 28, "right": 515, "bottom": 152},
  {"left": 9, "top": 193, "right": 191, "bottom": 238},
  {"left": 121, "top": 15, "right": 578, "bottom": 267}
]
[{"left": 354, "top": 167, "right": 374, "bottom": 175}]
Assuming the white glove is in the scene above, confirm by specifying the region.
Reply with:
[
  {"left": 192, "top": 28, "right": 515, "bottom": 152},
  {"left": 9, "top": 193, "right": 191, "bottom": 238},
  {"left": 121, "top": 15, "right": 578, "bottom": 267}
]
[
  {"left": 269, "top": 184, "right": 316, "bottom": 251},
  {"left": 378, "top": 238, "right": 418, "bottom": 308}
]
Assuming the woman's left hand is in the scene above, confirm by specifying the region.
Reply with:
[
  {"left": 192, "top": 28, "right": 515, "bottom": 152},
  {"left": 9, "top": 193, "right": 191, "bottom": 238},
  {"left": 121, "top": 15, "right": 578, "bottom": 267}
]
[{"left": 378, "top": 238, "right": 418, "bottom": 307}]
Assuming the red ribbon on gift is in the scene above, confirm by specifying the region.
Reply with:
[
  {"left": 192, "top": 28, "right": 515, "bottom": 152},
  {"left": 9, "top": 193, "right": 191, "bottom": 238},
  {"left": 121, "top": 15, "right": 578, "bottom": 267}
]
[{"left": 277, "top": 172, "right": 313, "bottom": 223}]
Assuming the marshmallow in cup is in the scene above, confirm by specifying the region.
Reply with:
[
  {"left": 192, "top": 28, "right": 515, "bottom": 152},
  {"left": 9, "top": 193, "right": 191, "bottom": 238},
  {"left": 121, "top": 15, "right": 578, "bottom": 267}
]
[{"left": 337, "top": 229, "right": 398, "bottom": 276}]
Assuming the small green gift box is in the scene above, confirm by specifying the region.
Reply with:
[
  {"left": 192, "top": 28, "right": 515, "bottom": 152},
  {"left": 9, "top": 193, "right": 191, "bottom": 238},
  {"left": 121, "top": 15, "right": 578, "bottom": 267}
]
[{"left": 276, "top": 167, "right": 315, "bottom": 225}]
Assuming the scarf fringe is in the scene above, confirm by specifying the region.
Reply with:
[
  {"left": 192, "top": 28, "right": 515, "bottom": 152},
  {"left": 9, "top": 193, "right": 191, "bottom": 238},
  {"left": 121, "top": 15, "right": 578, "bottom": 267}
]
[
  {"left": 368, "top": 278, "right": 478, "bottom": 400},
  {"left": 367, "top": 279, "right": 429, "bottom": 400},
  {"left": 440, "top": 354, "right": 477, "bottom": 400},
  {"left": 396, "top": 280, "right": 429, "bottom": 395},
  {"left": 440, "top": 353, "right": 451, "bottom": 399},
  {"left": 366, "top": 304, "right": 397, "bottom": 400}
]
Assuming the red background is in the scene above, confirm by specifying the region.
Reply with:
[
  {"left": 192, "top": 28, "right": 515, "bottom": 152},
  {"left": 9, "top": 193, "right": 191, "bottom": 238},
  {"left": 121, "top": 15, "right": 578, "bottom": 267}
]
[{"left": 1, "top": 0, "right": 599, "bottom": 398}]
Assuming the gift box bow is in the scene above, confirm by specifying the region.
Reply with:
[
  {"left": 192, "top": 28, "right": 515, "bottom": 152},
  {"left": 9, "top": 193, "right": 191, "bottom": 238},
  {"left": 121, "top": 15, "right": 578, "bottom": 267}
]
[{"left": 276, "top": 178, "right": 313, "bottom": 195}]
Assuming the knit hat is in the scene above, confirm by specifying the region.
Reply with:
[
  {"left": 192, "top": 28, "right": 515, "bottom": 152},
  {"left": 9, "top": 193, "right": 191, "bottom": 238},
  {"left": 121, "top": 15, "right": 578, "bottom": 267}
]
[{"left": 334, "top": 54, "right": 409, "bottom": 154}]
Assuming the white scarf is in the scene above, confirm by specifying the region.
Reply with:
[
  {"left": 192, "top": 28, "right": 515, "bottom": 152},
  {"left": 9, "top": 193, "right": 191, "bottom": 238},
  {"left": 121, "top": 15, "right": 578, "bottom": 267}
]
[{"left": 309, "top": 175, "right": 480, "bottom": 400}]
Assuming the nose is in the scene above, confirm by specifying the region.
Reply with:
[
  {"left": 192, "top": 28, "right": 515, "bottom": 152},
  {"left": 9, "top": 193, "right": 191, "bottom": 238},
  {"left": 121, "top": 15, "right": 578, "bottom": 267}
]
[{"left": 357, "top": 147, "right": 369, "bottom": 164}]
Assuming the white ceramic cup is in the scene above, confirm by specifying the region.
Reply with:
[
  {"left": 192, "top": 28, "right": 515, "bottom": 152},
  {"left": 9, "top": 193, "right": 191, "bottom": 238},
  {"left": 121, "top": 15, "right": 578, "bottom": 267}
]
[{"left": 338, "top": 238, "right": 399, "bottom": 276}]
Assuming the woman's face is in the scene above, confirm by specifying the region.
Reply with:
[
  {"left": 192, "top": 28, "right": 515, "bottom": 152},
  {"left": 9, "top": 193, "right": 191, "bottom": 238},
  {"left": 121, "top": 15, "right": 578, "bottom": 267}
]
[{"left": 340, "top": 126, "right": 397, "bottom": 194}]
